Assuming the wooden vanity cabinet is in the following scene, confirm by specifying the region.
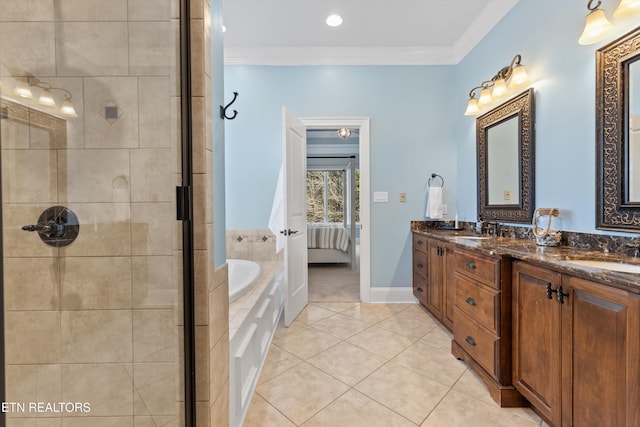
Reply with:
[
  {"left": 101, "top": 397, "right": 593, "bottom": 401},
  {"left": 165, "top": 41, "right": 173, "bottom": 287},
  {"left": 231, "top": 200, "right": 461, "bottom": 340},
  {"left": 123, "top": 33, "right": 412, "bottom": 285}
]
[
  {"left": 412, "top": 233, "right": 452, "bottom": 331},
  {"left": 512, "top": 261, "right": 640, "bottom": 427},
  {"left": 451, "top": 247, "right": 526, "bottom": 407}
]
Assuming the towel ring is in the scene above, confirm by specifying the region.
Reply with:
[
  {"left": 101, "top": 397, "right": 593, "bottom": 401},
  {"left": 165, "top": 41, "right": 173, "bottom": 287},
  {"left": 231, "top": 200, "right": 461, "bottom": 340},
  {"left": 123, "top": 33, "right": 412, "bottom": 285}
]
[{"left": 428, "top": 173, "right": 444, "bottom": 188}]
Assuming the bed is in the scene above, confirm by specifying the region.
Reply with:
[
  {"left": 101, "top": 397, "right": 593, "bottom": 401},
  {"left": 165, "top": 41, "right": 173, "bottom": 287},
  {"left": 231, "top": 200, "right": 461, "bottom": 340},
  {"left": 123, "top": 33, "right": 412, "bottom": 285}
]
[{"left": 306, "top": 155, "right": 357, "bottom": 268}]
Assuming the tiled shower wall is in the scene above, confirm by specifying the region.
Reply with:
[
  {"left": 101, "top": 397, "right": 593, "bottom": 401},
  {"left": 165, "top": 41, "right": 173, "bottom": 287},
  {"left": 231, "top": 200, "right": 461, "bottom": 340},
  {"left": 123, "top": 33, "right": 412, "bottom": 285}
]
[{"left": 0, "top": 0, "right": 227, "bottom": 425}]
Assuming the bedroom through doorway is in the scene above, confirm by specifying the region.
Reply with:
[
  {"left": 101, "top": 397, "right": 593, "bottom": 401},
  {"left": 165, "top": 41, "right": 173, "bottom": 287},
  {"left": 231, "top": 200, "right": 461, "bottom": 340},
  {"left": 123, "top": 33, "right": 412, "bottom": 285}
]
[{"left": 305, "top": 127, "right": 361, "bottom": 303}]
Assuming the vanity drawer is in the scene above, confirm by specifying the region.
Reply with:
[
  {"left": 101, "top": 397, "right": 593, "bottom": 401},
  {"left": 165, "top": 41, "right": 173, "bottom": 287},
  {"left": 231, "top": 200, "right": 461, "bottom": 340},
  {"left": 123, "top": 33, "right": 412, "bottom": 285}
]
[
  {"left": 413, "top": 274, "right": 427, "bottom": 303},
  {"left": 454, "top": 272, "right": 500, "bottom": 334},
  {"left": 413, "top": 234, "right": 428, "bottom": 254},
  {"left": 454, "top": 308, "right": 500, "bottom": 379},
  {"left": 454, "top": 250, "right": 499, "bottom": 289},
  {"left": 413, "top": 250, "right": 428, "bottom": 279}
]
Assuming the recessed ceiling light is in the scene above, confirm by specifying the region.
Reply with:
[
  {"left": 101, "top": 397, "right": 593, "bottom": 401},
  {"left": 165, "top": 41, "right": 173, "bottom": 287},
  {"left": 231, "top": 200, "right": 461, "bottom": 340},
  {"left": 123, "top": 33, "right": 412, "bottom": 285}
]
[{"left": 326, "top": 14, "right": 343, "bottom": 27}]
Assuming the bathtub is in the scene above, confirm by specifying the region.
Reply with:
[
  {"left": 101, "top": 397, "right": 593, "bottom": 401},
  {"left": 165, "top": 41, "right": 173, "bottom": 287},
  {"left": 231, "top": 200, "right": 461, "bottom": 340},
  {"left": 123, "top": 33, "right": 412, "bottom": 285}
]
[{"left": 228, "top": 259, "right": 261, "bottom": 303}]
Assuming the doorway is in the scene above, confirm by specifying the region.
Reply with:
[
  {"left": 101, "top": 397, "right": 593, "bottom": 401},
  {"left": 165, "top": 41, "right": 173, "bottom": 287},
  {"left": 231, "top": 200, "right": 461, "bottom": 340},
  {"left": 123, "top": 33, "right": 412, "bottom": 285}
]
[{"left": 301, "top": 117, "right": 371, "bottom": 303}]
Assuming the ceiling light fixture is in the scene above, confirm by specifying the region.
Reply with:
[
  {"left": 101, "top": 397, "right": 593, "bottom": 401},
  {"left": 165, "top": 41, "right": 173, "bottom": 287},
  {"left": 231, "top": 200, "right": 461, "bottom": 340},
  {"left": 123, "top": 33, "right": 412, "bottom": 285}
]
[
  {"left": 464, "top": 54, "right": 530, "bottom": 116},
  {"left": 11, "top": 75, "right": 78, "bottom": 118},
  {"left": 579, "top": 0, "right": 614, "bottom": 45},
  {"left": 326, "top": 14, "right": 343, "bottom": 27},
  {"left": 336, "top": 128, "right": 351, "bottom": 139}
]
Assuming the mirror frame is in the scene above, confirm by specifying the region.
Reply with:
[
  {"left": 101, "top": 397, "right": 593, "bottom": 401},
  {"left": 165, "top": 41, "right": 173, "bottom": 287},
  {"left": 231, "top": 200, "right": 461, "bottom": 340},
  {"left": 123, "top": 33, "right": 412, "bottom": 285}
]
[
  {"left": 1, "top": 97, "right": 67, "bottom": 147},
  {"left": 477, "top": 88, "right": 535, "bottom": 223},
  {"left": 596, "top": 26, "right": 640, "bottom": 232}
]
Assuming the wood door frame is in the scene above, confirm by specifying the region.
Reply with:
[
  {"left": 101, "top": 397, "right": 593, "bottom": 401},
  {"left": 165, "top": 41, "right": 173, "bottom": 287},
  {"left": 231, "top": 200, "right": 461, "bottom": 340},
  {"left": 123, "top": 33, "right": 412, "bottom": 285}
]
[{"left": 301, "top": 117, "right": 371, "bottom": 302}]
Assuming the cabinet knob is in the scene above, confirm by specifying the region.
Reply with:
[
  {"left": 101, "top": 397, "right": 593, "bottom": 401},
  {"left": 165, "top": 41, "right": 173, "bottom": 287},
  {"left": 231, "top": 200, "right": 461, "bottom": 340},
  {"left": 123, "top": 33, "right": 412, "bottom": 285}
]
[
  {"left": 416, "top": 263, "right": 424, "bottom": 269},
  {"left": 465, "top": 297, "right": 476, "bottom": 306},
  {"left": 466, "top": 261, "right": 476, "bottom": 269},
  {"left": 465, "top": 336, "right": 477, "bottom": 346},
  {"left": 417, "top": 287, "right": 423, "bottom": 292},
  {"left": 417, "top": 240, "right": 424, "bottom": 245}
]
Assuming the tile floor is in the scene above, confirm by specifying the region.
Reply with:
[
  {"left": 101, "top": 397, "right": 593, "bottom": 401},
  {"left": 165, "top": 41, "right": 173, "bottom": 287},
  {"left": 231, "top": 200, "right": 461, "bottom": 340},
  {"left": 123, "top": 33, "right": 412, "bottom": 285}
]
[{"left": 242, "top": 302, "right": 548, "bottom": 426}]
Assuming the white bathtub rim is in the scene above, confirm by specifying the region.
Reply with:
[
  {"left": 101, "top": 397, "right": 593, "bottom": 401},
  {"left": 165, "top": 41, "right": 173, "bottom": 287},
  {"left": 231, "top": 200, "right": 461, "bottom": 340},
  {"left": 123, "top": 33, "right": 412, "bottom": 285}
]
[{"left": 228, "top": 259, "right": 261, "bottom": 303}]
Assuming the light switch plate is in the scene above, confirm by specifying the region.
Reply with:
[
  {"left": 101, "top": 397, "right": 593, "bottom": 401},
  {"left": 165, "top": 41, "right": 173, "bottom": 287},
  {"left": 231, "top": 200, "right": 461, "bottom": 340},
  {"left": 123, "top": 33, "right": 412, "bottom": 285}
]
[
  {"left": 373, "top": 191, "right": 388, "bottom": 203},
  {"left": 400, "top": 192, "right": 407, "bottom": 202}
]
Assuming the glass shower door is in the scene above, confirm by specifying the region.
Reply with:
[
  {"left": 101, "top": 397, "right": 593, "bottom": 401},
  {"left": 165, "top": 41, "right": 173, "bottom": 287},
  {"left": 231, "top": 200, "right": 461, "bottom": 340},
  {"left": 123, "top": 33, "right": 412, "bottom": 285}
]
[{"left": 0, "top": 1, "right": 187, "bottom": 425}]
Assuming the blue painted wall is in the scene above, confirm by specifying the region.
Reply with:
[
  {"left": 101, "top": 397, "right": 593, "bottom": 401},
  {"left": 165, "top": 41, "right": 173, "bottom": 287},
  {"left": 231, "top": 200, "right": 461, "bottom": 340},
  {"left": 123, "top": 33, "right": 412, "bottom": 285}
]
[
  {"left": 224, "top": 66, "right": 457, "bottom": 287},
  {"left": 455, "top": 0, "right": 639, "bottom": 233},
  {"left": 220, "top": 0, "right": 639, "bottom": 284}
]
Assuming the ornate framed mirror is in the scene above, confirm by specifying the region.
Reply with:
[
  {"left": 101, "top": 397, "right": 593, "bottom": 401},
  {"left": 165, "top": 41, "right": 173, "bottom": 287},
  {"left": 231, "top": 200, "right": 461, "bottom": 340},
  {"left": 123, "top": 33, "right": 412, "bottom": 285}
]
[
  {"left": 477, "top": 88, "right": 535, "bottom": 223},
  {"left": 596, "top": 26, "right": 640, "bottom": 231}
]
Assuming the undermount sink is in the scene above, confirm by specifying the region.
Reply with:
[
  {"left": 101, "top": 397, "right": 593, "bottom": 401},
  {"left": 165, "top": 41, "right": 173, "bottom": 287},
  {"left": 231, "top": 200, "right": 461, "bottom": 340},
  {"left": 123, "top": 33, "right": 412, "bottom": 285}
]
[
  {"left": 564, "top": 260, "right": 640, "bottom": 274},
  {"left": 451, "top": 236, "right": 490, "bottom": 240}
]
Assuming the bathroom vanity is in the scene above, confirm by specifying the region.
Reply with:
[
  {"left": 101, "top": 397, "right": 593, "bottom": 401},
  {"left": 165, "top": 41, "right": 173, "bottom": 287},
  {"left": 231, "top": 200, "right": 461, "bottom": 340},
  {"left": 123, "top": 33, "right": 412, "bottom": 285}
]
[{"left": 411, "top": 225, "right": 640, "bottom": 426}]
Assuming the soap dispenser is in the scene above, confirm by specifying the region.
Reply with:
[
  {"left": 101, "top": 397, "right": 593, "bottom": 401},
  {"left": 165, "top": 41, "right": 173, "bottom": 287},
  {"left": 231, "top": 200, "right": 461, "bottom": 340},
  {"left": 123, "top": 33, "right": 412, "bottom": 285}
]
[{"left": 532, "top": 208, "right": 562, "bottom": 246}]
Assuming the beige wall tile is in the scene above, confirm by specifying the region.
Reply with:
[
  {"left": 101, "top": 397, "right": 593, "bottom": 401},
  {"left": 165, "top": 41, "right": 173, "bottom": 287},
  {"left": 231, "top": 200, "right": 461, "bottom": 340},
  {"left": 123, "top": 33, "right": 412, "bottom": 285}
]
[
  {"left": 133, "top": 309, "right": 179, "bottom": 362},
  {"left": 196, "top": 402, "right": 210, "bottom": 427},
  {"left": 129, "top": 22, "right": 175, "bottom": 76},
  {"left": 0, "top": 23, "right": 55, "bottom": 75},
  {"left": 195, "top": 326, "right": 210, "bottom": 402},
  {"left": 5, "top": 364, "right": 61, "bottom": 413},
  {"left": 194, "top": 250, "right": 209, "bottom": 326},
  {"left": 208, "top": 277, "right": 228, "bottom": 349},
  {"left": 209, "top": 380, "right": 229, "bottom": 427},
  {"left": 0, "top": 0, "right": 53, "bottom": 21},
  {"left": 130, "top": 149, "right": 174, "bottom": 202},
  {"left": 139, "top": 77, "right": 173, "bottom": 149},
  {"left": 2, "top": 149, "right": 57, "bottom": 204},
  {"left": 61, "top": 364, "right": 133, "bottom": 416},
  {"left": 191, "top": 97, "right": 206, "bottom": 174},
  {"left": 60, "top": 203, "right": 132, "bottom": 257},
  {"left": 60, "top": 257, "right": 132, "bottom": 309},
  {"left": 208, "top": 330, "right": 228, "bottom": 404},
  {"left": 58, "top": 149, "right": 130, "bottom": 203},
  {"left": 4, "top": 257, "right": 59, "bottom": 310},
  {"left": 128, "top": 0, "right": 172, "bottom": 21},
  {"left": 133, "top": 363, "right": 178, "bottom": 416},
  {"left": 55, "top": 23, "right": 128, "bottom": 76},
  {"left": 7, "top": 417, "right": 62, "bottom": 426},
  {"left": 4, "top": 311, "right": 60, "bottom": 364},
  {"left": 61, "top": 310, "right": 133, "bottom": 363},
  {"left": 131, "top": 202, "right": 176, "bottom": 256},
  {"left": 83, "top": 77, "right": 139, "bottom": 148},
  {"left": 189, "top": 20, "right": 204, "bottom": 98},
  {"left": 54, "top": 0, "right": 127, "bottom": 21},
  {"left": 132, "top": 256, "right": 179, "bottom": 308},
  {"left": 2, "top": 204, "right": 59, "bottom": 258}
]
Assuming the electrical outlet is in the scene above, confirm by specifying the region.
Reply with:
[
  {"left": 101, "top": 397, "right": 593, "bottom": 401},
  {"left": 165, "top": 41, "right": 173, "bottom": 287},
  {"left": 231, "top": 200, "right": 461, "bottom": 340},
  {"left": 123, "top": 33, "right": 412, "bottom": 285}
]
[
  {"left": 400, "top": 192, "right": 407, "bottom": 202},
  {"left": 504, "top": 189, "right": 511, "bottom": 200}
]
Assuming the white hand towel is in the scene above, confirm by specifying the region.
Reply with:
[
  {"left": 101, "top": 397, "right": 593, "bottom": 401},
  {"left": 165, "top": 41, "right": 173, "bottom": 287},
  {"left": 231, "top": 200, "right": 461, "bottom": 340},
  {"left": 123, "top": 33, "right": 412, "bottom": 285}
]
[
  {"left": 426, "top": 186, "right": 443, "bottom": 219},
  {"left": 268, "top": 165, "right": 285, "bottom": 253}
]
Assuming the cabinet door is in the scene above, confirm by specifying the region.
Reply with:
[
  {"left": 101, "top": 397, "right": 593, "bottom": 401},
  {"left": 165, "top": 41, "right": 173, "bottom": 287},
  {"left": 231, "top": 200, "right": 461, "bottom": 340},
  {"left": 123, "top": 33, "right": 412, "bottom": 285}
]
[
  {"left": 562, "top": 276, "right": 640, "bottom": 427},
  {"left": 512, "top": 261, "right": 562, "bottom": 427},
  {"left": 425, "top": 239, "right": 444, "bottom": 319},
  {"left": 442, "top": 245, "right": 455, "bottom": 331}
]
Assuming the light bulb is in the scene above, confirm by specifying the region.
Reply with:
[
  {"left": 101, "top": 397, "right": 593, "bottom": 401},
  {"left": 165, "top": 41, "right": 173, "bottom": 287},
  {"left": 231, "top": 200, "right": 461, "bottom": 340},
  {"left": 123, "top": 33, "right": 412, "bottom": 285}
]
[
  {"left": 60, "top": 98, "right": 78, "bottom": 117},
  {"left": 509, "top": 64, "right": 529, "bottom": 88},
  {"left": 613, "top": 0, "right": 640, "bottom": 17},
  {"left": 326, "top": 14, "right": 343, "bottom": 27},
  {"left": 37, "top": 88, "right": 56, "bottom": 108},
  {"left": 492, "top": 78, "right": 508, "bottom": 97},
  {"left": 12, "top": 80, "right": 33, "bottom": 99},
  {"left": 478, "top": 87, "right": 492, "bottom": 107},
  {"left": 464, "top": 98, "right": 480, "bottom": 116},
  {"left": 578, "top": 8, "right": 613, "bottom": 45}
]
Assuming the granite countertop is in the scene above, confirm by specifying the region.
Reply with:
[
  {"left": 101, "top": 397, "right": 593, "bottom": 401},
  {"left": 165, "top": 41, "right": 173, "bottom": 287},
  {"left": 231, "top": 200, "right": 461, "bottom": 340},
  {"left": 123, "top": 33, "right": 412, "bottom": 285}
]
[{"left": 412, "top": 227, "right": 640, "bottom": 295}]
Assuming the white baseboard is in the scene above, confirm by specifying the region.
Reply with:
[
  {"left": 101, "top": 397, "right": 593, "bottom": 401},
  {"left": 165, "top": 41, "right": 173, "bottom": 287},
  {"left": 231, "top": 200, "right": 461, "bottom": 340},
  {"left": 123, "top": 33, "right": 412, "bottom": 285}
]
[{"left": 367, "top": 286, "right": 418, "bottom": 303}]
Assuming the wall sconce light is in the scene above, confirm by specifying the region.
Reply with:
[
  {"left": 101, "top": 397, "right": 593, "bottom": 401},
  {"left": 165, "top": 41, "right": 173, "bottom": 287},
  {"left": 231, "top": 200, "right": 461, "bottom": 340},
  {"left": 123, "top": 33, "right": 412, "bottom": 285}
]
[
  {"left": 336, "top": 128, "right": 351, "bottom": 139},
  {"left": 579, "top": 0, "right": 614, "bottom": 45},
  {"left": 578, "top": 0, "right": 640, "bottom": 45},
  {"left": 464, "top": 54, "right": 530, "bottom": 116},
  {"left": 10, "top": 75, "right": 78, "bottom": 118}
]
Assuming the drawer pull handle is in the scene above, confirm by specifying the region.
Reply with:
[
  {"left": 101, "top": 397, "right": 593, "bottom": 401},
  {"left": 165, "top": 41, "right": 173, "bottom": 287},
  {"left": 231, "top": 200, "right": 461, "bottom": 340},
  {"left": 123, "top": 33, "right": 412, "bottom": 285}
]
[
  {"left": 417, "top": 240, "right": 424, "bottom": 245},
  {"left": 417, "top": 287, "right": 423, "bottom": 292},
  {"left": 416, "top": 263, "right": 424, "bottom": 268},
  {"left": 465, "top": 336, "right": 476, "bottom": 346},
  {"left": 465, "top": 297, "right": 476, "bottom": 306},
  {"left": 466, "top": 261, "right": 476, "bottom": 269}
]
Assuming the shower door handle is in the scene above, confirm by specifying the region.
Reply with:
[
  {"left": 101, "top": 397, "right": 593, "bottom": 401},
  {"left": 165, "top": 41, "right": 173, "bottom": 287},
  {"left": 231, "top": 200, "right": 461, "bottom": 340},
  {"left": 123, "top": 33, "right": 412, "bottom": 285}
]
[
  {"left": 279, "top": 229, "right": 299, "bottom": 236},
  {"left": 21, "top": 206, "right": 79, "bottom": 247}
]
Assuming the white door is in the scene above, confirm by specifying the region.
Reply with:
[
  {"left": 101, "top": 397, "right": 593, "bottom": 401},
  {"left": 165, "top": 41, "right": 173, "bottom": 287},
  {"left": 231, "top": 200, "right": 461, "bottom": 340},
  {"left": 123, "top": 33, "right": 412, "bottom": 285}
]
[{"left": 282, "top": 107, "right": 308, "bottom": 326}]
